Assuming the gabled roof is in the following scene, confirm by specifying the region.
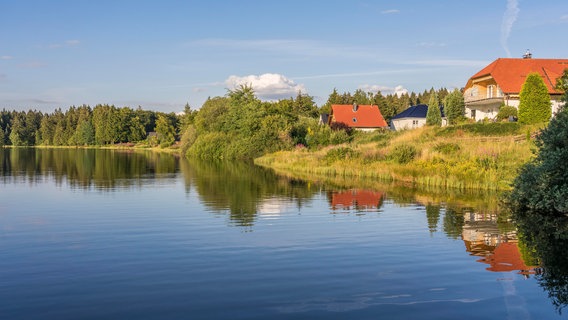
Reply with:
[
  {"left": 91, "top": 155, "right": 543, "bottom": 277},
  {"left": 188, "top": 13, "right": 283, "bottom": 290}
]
[
  {"left": 466, "top": 58, "right": 568, "bottom": 94},
  {"left": 330, "top": 104, "right": 388, "bottom": 128},
  {"left": 391, "top": 104, "right": 428, "bottom": 120}
]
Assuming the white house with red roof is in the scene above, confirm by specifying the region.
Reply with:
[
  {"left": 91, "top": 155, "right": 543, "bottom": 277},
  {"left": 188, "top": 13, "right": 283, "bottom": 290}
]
[
  {"left": 464, "top": 55, "right": 568, "bottom": 121},
  {"left": 328, "top": 103, "right": 388, "bottom": 131}
]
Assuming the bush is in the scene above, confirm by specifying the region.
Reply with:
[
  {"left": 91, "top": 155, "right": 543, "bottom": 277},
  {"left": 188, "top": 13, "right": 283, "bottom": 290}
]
[
  {"left": 507, "top": 106, "right": 568, "bottom": 216},
  {"left": 187, "top": 132, "right": 230, "bottom": 160},
  {"left": 437, "top": 122, "right": 521, "bottom": 136},
  {"left": 496, "top": 105, "right": 518, "bottom": 122},
  {"left": 433, "top": 142, "right": 460, "bottom": 155},
  {"left": 389, "top": 144, "right": 418, "bottom": 164}
]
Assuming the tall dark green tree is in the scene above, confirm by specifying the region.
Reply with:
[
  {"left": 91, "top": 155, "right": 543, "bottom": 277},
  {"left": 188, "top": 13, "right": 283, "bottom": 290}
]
[
  {"left": 444, "top": 89, "right": 465, "bottom": 125},
  {"left": 518, "top": 73, "right": 551, "bottom": 124},
  {"left": 426, "top": 90, "right": 442, "bottom": 126}
]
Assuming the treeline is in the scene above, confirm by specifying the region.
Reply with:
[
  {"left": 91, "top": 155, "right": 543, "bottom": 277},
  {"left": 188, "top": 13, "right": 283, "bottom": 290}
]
[
  {"left": 0, "top": 104, "right": 195, "bottom": 147},
  {"left": 0, "top": 86, "right": 456, "bottom": 158}
]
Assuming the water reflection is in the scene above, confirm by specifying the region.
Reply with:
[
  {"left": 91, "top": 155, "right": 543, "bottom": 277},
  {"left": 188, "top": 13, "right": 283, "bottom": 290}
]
[
  {"left": 0, "top": 147, "right": 177, "bottom": 189},
  {"left": 514, "top": 213, "right": 568, "bottom": 311},
  {"left": 329, "top": 189, "right": 384, "bottom": 212}
]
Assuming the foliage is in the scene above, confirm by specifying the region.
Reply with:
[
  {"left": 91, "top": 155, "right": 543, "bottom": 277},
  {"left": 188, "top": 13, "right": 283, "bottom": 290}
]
[
  {"left": 518, "top": 72, "right": 551, "bottom": 124},
  {"left": 557, "top": 68, "right": 568, "bottom": 104},
  {"left": 507, "top": 106, "right": 568, "bottom": 215},
  {"left": 324, "top": 147, "right": 360, "bottom": 164},
  {"left": 437, "top": 122, "right": 522, "bottom": 136},
  {"left": 155, "top": 114, "right": 177, "bottom": 148},
  {"left": 496, "top": 105, "right": 518, "bottom": 121},
  {"left": 443, "top": 89, "right": 465, "bottom": 125},
  {"left": 433, "top": 142, "right": 460, "bottom": 155},
  {"left": 426, "top": 90, "right": 442, "bottom": 126},
  {"left": 187, "top": 132, "right": 230, "bottom": 160},
  {"left": 389, "top": 144, "right": 418, "bottom": 164}
]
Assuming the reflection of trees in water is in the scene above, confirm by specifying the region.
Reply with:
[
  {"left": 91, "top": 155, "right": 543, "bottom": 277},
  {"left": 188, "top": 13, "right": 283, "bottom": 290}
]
[
  {"left": 0, "top": 148, "right": 177, "bottom": 189},
  {"left": 515, "top": 213, "right": 568, "bottom": 312},
  {"left": 180, "top": 158, "right": 319, "bottom": 227}
]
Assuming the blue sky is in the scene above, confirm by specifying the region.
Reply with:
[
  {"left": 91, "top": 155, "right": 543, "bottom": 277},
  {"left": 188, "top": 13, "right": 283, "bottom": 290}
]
[{"left": 1, "top": 0, "right": 567, "bottom": 113}]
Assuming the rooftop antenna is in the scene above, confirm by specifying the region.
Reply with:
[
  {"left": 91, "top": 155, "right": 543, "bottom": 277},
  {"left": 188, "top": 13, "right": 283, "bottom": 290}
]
[{"left": 523, "top": 49, "right": 532, "bottom": 59}]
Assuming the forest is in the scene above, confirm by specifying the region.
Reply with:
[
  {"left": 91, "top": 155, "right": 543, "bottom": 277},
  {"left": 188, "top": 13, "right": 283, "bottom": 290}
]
[{"left": 0, "top": 86, "right": 455, "bottom": 158}]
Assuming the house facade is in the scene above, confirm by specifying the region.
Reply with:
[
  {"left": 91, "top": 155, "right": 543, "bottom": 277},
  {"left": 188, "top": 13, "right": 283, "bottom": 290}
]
[
  {"left": 329, "top": 104, "right": 388, "bottom": 131},
  {"left": 391, "top": 104, "right": 428, "bottom": 130},
  {"left": 390, "top": 104, "right": 447, "bottom": 130},
  {"left": 464, "top": 56, "right": 568, "bottom": 121}
]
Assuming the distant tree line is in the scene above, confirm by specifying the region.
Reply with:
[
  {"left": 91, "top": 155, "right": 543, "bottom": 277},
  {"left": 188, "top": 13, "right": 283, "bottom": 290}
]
[
  {"left": 0, "top": 104, "right": 196, "bottom": 148},
  {"left": 0, "top": 86, "right": 461, "bottom": 159}
]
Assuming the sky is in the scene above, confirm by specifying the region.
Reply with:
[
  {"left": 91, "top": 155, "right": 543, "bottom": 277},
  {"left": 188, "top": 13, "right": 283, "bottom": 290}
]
[{"left": 1, "top": 0, "right": 567, "bottom": 113}]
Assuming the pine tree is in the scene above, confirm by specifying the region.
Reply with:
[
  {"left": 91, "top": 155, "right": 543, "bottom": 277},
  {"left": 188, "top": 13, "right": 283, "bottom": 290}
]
[
  {"left": 444, "top": 89, "right": 465, "bottom": 125},
  {"left": 426, "top": 90, "right": 442, "bottom": 126},
  {"left": 518, "top": 73, "right": 551, "bottom": 124}
]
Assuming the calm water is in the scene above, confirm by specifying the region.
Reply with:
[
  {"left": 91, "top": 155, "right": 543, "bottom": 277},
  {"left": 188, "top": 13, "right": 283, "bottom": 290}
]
[{"left": 0, "top": 148, "right": 565, "bottom": 319}]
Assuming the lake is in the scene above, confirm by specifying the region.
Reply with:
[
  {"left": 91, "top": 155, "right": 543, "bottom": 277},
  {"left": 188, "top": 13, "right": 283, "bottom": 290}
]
[{"left": 0, "top": 148, "right": 565, "bottom": 319}]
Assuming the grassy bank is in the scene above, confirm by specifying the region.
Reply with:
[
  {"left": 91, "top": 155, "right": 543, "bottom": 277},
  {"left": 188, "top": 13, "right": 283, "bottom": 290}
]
[{"left": 255, "top": 123, "right": 541, "bottom": 191}]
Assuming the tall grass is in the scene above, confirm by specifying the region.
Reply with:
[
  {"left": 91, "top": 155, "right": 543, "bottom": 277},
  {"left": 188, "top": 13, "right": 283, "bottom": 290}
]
[{"left": 255, "top": 125, "right": 536, "bottom": 191}]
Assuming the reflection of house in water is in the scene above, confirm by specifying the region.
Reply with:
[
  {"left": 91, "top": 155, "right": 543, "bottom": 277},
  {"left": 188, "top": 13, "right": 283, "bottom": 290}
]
[
  {"left": 257, "top": 197, "right": 292, "bottom": 219},
  {"left": 461, "top": 210, "right": 535, "bottom": 275},
  {"left": 330, "top": 190, "right": 384, "bottom": 211}
]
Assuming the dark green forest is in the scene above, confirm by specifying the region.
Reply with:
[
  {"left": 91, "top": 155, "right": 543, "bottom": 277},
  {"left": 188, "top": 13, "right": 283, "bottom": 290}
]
[{"left": 0, "top": 86, "right": 454, "bottom": 158}]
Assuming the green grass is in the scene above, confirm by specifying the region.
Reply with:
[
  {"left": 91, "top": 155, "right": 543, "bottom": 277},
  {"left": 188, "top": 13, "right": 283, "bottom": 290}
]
[{"left": 255, "top": 125, "right": 538, "bottom": 191}]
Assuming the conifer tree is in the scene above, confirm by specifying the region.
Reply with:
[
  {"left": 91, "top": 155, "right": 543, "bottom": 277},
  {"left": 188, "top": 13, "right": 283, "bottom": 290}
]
[
  {"left": 518, "top": 73, "right": 551, "bottom": 124},
  {"left": 444, "top": 89, "right": 465, "bottom": 125},
  {"left": 426, "top": 90, "right": 442, "bottom": 126}
]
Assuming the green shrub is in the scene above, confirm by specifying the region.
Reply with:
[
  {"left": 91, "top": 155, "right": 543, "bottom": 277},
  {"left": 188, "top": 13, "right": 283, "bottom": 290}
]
[
  {"left": 389, "top": 144, "right": 418, "bottom": 164},
  {"left": 496, "top": 105, "right": 518, "bottom": 121},
  {"left": 187, "top": 132, "right": 230, "bottom": 160},
  {"left": 433, "top": 142, "right": 460, "bottom": 155},
  {"left": 437, "top": 122, "right": 521, "bottom": 136}
]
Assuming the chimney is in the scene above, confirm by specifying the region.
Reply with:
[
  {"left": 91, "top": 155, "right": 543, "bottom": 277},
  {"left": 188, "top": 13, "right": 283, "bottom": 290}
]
[
  {"left": 523, "top": 49, "right": 532, "bottom": 59},
  {"left": 353, "top": 102, "right": 358, "bottom": 112}
]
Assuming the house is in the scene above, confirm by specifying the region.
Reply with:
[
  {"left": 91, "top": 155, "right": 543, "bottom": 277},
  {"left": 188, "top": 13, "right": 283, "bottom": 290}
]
[
  {"left": 390, "top": 104, "right": 447, "bottom": 131},
  {"left": 464, "top": 55, "right": 568, "bottom": 121},
  {"left": 329, "top": 103, "right": 388, "bottom": 131}
]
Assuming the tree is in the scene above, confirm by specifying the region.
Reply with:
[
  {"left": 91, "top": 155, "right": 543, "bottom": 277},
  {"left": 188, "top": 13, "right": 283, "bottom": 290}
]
[
  {"left": 556, "top": 68, "right": 568, "bottom": 104},
  {"left": 155, "top": 114, "right": 176, "bottom": 147},
  {"left": 426, "top": 90, "right": 442, "bottom": 126},
  {"left": 507, "top": 104, "right": 568, "bottom": 215},
  {"left": 320, "top": 88, "right": 341, "bottom": 115},
  {"left": 444, "top": 89, "right": 465, "bottom": 125},
  {"left": 518, "top": 72, "right": 551, "bottom": 124}
]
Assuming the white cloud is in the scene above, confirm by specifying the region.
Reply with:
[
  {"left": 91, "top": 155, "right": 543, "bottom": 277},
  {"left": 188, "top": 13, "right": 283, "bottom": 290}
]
[
  {"left": 561, "top": 14, "right": 568, "bottom": 21},
  {"left": 225, "top": 73, "right": 306, "bottom": 100},
  {"left": 65, "top": 40, "right": 80, "bottom": 46},
  {"left": 381, "top": 9, "right": 399, "bottom": 14},
  {"left": 0, "top": 55, "right": 13, "bottom": 60},
  {"left": 358, "top": 84, "right": 408, "bottom": 97},
  {"left": 501, "top": 0, "right": 520, "bottom": 58}
]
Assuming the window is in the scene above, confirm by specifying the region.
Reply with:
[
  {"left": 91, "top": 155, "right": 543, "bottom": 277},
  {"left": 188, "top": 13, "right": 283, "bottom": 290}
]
[
  {"left": 471, "top": 109, "right": 476, "bottom": 119},
  {"left": 487, "top": 85, "right": 494, "bottom": 98},
  {"left": 352, "top": 117, "right": 357, "bottom": 123}
]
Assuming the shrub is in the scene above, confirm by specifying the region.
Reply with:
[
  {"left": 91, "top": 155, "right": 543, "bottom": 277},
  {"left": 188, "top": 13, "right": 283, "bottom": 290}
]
[
  {"left": 187, "top": 132, "right": 230, "bottom": 160},
  {"left": 433, "top": 142, "right": 460, "bottom": 155},
  {"left": 389, "top": 144, "right": 418, "bottom": 164},
  {"left": 496, "top": 105, "right": 518, "bottom": 122},
  {"left": 437, "top": 122, "right": 521, "bottom": 136},
  {"left": 507, "top": 107, "right": 568, "bottom": 215}
]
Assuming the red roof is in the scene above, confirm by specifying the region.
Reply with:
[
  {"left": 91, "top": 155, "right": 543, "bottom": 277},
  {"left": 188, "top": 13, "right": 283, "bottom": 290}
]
[
  {"left": 466, "top": 58, "right": 568, "bottom": 94},
  {"left": 331, "top": 190, "right": 384, "bottom": 210},
  {"left": 330, "top": 104, "right": 388, "bottom": 128},
  {"left": 477, "top": 242, "right": 536, "bottom": 275}
]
